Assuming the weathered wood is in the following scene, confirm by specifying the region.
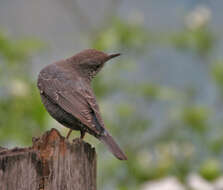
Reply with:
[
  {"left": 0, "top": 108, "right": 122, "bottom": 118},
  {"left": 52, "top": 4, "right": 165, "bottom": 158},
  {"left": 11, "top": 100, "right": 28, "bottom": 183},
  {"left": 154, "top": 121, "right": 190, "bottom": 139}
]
[{"left": 0, "top": 128, "right": 97, "bottom": 190}]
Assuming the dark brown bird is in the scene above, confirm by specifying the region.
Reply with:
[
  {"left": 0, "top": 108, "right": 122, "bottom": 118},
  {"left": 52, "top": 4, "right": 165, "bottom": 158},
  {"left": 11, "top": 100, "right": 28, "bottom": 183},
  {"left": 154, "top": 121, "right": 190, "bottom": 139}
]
[{"left": 37, "top": 49, "right": 127, "bottom": 160}]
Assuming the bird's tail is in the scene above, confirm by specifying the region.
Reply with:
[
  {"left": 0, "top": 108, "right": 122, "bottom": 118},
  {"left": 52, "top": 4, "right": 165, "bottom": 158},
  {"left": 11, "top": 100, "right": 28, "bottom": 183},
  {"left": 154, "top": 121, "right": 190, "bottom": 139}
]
[{"left": 99, "top": 131, "right": 127, "bottom": 160}]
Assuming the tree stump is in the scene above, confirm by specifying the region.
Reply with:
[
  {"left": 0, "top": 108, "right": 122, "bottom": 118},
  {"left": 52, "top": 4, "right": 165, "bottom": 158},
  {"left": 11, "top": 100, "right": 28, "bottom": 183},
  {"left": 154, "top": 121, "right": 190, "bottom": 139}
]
[{"left": 0, "top": 128, "right": 97, "bottom": 190}]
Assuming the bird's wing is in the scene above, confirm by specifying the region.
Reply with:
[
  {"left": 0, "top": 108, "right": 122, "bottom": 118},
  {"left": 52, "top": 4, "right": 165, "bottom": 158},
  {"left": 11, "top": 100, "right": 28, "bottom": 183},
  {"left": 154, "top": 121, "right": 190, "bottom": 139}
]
[{"left": 37, "top": 65, "right": 105, "bottom": 136}]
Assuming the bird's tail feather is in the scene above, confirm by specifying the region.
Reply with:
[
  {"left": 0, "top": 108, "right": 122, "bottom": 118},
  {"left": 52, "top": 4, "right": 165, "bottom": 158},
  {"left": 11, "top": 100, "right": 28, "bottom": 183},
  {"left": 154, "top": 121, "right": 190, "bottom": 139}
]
[{"left": 99, "top": 131, "right": 127, "bottom": 160}]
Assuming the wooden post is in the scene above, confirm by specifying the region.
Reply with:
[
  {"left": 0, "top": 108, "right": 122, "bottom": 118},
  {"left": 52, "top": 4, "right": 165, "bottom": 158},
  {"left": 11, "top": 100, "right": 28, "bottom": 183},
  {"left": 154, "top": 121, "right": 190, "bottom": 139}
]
[{"left": 0, "top": 128, "right": 97, "bottom": 190}]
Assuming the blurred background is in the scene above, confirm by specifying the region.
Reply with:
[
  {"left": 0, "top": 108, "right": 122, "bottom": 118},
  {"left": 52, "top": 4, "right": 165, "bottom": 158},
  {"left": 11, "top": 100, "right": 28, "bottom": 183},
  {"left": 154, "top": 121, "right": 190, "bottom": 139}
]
[{"left": 1, "top": 0, "right": 223, "bottom": 189}]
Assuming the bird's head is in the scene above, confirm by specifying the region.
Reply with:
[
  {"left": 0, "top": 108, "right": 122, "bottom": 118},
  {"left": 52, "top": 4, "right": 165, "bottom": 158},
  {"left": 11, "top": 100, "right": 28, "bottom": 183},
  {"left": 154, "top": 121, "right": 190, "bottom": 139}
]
[{"left": 71, "top": 49, "right": 121, "bottom": 80}]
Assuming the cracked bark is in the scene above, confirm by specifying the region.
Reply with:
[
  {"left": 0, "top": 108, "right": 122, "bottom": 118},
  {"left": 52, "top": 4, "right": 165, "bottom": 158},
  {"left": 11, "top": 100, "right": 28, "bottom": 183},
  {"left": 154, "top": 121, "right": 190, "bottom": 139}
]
[{"left": 0, "top": 128, "right": 97, "bottom": 190}]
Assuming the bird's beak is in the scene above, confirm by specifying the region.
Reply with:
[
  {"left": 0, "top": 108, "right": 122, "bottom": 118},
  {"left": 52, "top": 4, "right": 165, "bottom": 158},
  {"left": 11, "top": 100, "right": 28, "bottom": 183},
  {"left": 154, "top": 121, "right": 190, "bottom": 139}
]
[{"left": 107, "top": 53, "right": 121, "bottom": 61}]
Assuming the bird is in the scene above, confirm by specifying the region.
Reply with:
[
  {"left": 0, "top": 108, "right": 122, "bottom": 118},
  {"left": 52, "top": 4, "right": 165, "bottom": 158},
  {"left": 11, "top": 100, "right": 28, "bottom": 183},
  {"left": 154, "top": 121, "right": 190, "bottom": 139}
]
[{"left": 37, "top": 49, "right": 127, "bottom": 160}]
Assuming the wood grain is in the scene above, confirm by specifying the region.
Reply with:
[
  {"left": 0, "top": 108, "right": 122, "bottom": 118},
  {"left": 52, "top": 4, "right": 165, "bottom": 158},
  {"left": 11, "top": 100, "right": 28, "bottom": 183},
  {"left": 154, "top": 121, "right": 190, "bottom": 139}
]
[{"left": 0, "top": 128, "right": 97, "bottom": 190}]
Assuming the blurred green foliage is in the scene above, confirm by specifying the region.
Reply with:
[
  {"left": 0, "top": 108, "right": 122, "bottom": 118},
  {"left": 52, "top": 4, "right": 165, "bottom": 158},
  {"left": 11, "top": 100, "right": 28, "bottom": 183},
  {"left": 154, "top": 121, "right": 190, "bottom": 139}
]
[
  {"left": 181, "top": 105, "right": 209, "bottom": 132},
  {"left": 0, "top": 32, "right": 47, "bottom": 146},
  {"left": 212, "top": 60, "right": 223, "bottom": 95},
  {"left": 93, "top": 19, "right": 149, "bottom": 53},
  {"left": 0, "top": 13, "right": 223, "bottom": 190},
  {"left": 90, "top": 18, "right": 223, "bottom": 190},
  {"left": 199, "top": 159, "right": 221, "bottom": 181},
  {"left": 171, "top": 26, "right": 214, "bottom": 56}
]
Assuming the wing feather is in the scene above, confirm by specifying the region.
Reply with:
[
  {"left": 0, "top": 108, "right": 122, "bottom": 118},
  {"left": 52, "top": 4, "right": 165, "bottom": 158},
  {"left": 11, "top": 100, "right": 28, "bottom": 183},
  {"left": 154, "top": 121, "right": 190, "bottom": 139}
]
[{"left": 38, "top": 65, "right": 105, "bottom": 135}]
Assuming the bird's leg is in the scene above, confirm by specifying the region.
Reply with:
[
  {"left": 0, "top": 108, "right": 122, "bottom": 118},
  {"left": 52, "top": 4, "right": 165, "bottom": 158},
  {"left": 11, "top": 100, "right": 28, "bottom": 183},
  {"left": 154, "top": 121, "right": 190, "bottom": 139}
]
[
  {"left": 80, "top": 130, "right": 86, "bottom": 139},
  {"left": 66, "top": 129, "right": 73, "bottom": 139}
]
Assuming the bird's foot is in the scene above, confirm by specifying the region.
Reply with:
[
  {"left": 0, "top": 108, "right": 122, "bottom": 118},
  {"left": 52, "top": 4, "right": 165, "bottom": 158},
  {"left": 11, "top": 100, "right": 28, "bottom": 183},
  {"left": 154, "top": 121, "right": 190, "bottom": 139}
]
[
  {"left": 80, "top": 130, "right": 85, "bottom": 139},
  {"left": 66, "top": 129, "right": 72, "bottom": 139}
]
